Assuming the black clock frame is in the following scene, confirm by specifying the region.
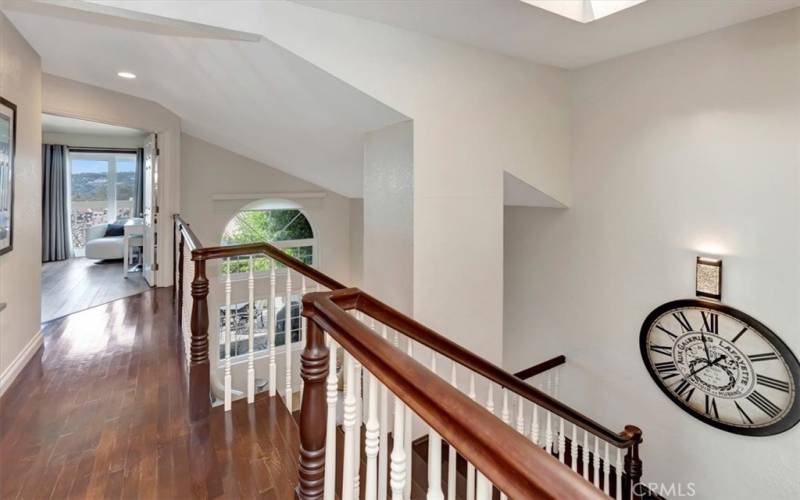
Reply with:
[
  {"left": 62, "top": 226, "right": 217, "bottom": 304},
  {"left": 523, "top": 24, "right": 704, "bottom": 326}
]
[{"left": 639, "top": 298, "right": 800, "bottom": 436}]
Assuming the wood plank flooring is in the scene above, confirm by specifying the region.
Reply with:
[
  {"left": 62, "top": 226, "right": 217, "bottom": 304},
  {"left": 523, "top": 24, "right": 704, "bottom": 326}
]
[
  {"left": 0, "top": 288, "right": 300, "bottom": 499},
  {"left": 41, "top": 258, "right": 151, "bottom": 323}
]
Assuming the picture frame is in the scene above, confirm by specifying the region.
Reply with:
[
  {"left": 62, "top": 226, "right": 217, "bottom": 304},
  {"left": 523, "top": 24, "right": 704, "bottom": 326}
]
[{"left": 0, "top": 96, "right": 16, "bottom": 256}]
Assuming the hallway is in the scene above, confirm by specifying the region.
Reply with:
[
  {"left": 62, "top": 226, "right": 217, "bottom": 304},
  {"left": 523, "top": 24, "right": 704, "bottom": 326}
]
[{"left": 0, "top": 289, "right": 300, "bottom": 499}]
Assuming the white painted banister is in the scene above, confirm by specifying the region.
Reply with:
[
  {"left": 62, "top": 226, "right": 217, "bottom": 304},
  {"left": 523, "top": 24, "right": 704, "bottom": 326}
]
[
  {"left": 545, "top": 409, "right": 553, "bottom": 455},
  {"left": 285, "top": 269, "right": 293, "bottom": 412},
  {"left": 515, "top": 395, "right": 525, "bottom": 435},
  {"left": 353, "top": 357, "right": 362, "bottom": 499},
  {"left": 390, "top": 393, "right": 407, "bottom": 500},
  {"left": 342, "top": 352, "right": 357, "bottom": 500},
  {"left": 323, "top": 337, "right": 338, "bottom": 500},
  {"left": 247, "top": 256, "right": 255, "bottom": 404},
  {"left": 379, "top": 325, "right": 389, "bottom": 500},
  {"left": 603, "top": 441, "right": 610, "bottom": 496},
  {"left": 403, "top": 339, "right": 413, "bottom": 500},
  {"left": 447, "top": 363, "right": 458, "bottom": 500},
  {"left": 269, "top": 260, "right": 277, "bottom": 396},
  {"left": 583, "top": 430, "right": 590, "bottom": 482},
  {"left": 558, "top": 418, "right": 566, "bottom": 465},
  {"left": 365, "top": 369, "right": 380, "bottom": 500},
  {"left": 615, "top": 447, "right": 623, "bottom": 500},
  {"left": 593, "top": 436, "right": 601, "bottom": 489},
  {"left": 224, "top": 258, "right": 232, "bottom": 412},
  {"left": 300, "top": 276, "right": 307, "bottom": 401},
  {"left": 571, "top": 424, "right": 578, "bottom": 472},
  {"left": 500, "top": 389, "right": 510, "bottom": 500},
  {"left": 530, "top": 403, "right": 540, "bottom": 446},
  {"left": 427, "top": 353, "right": 444, "bottom": 500},
  {"left": 466, "top": 373, "right": 476, "bottom": 500}
]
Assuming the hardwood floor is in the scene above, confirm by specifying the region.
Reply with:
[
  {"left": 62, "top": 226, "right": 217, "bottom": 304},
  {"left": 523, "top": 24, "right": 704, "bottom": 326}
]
[
  {"left": 0, "top": 288, "right": 300, "bottom": 499},
  {"left": 41, "top": 258, "right": 152, "bottom": 323}
]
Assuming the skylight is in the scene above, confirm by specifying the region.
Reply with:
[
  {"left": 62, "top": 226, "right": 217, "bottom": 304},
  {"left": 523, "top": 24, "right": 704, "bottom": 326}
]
[{"left": 522, "top": 0, "right": 647, "bottom": 23}]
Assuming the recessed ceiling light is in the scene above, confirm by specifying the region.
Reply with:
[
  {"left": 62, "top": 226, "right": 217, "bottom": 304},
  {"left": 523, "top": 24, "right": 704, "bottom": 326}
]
[
  {"left": 521, "top": 0, "right": 647, "bottom": 24},
  {"left": 117, "top": 71, "right": 137, "bottom": 79}
]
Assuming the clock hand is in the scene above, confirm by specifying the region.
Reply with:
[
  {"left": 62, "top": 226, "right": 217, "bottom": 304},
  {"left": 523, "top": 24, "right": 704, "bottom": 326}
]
[
  {"left": 688, "top": 354, "right": 727, "bottom": 378},
  {"left": 700, "top": 330, "right": 712, "bottom": 361}
]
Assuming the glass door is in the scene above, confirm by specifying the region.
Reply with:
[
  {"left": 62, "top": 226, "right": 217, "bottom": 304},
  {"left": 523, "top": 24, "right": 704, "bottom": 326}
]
[{"left": 68, "top": 151, "right": 137, "bottom": 256}]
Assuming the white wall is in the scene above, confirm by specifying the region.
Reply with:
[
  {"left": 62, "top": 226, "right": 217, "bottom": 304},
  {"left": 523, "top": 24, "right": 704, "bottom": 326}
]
[
  {"left": 504, "top": 11, "right": 800, "bottom": 500},
  {"left": 98, "top": 0, "right": 572, "bottom": 365},
  {"left": 180, "top": 133, "right": 354, "bottom": 285},
  {"left": 0, "top": 12, "right": 42, "bottom": 395},
  {"left": 349, "top": 198, "right": 364, "bottom": 288},
  {"left": 42, "top": 131, "right": 145, "bottom": 149},
  {"left": 363, "top": 120, "right": 413, "bottom": 314},
  {"left": 42, "top": 74, "right": 181, "bottom": 287}
]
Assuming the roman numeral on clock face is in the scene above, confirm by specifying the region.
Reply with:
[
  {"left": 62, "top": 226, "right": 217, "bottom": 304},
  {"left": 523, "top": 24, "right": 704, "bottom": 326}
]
[
  {"left": 655, "top": 361, "right": 679, "bottom": 379},
  {"left": 749, "top": 352, "right": 778, "bottom": 363},
  {"left": 655, "top": 324, "right": 678, "bottom": 339},
  {"left": 701, "top": 311, "right": 718, "bottom": 334},
  {"left": 649, "top": 344, "right": 672, "bottom": 356},
  {"left": 734, "top": 401, "right": 753, "bottom": 424},
  {"left": 757, "top": 374, "right": 790, "bottom": 393},
  {"left": 674, "top": 380, "right": 695, "bottom": 402},
  {"left": 673, "top": 312, "right": 693, "bottom": 332},
  {"left": 746, "top": 391, "right": 782, "bottom": 419},
  {"left": 704, "top": 395, "right": 719, "bottom": 419}
]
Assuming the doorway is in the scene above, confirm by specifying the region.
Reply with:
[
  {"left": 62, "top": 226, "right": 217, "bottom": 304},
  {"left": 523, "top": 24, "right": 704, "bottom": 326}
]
[{"left": 40, "top": 114, "right": 158, "bottom": 322}]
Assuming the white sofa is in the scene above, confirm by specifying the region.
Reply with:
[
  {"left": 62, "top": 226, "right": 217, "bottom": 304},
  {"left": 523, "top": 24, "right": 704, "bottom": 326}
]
[{"left": 84, "top": 223, "right": 124, "bottom": 260}]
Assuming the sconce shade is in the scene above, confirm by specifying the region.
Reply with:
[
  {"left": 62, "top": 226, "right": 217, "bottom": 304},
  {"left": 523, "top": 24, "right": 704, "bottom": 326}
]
[{"left": 696, "top": 257, "right": 722, "bottom": 300}]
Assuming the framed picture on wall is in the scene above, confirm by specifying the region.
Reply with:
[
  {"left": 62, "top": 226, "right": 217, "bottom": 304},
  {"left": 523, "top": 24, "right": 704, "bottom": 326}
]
[{"left": 0, "top": 97, "right": 16, "bottom": 256}]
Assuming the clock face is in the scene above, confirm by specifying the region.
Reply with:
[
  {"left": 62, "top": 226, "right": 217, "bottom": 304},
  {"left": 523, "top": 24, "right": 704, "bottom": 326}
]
[{"left": 640, "top": 300, "right": 800, "bottom": 436}]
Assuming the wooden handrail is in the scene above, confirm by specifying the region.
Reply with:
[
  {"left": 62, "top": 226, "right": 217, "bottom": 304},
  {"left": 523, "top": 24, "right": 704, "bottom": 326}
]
[
  {"left": 173, "top": 214, "right": 204, "bottom": 252},
  {"left": 514, "top": 355, "right": 567, "bottom": 380},
  {"left": 349, "top": 290, "right": 642, "bottom": 448},
  {"left": 301, "top": 288, "right": 607, "bottom": 500}
]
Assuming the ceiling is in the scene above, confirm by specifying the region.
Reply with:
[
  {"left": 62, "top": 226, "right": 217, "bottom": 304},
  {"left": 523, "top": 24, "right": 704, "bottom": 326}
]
[
  {"left": 4, "top": 3, "right": 405, "bottom": 198},
  {"left": 299, "top": 0, "right": 800, "bottom": 68},
  {"left": 42, "top": 114, "right": 146, "bottom": 137}
]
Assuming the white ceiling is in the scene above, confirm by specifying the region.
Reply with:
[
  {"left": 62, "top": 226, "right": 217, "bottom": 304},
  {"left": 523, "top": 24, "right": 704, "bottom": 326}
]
[
  {"left": 299, "top": 0, "right": 800, "bottom": 68},
  {"left": 4, "top": 3, "right": 405, "bottom": 198},
  {"left": 42, "top": 113, "right": 146, "bottom": 137}
]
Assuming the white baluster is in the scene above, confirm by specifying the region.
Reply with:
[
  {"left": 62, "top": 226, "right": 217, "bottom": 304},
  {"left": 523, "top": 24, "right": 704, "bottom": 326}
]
[
  {"left": 515, "top": 395, "right": 525, "bottom": 435},
  {"left": 475, "top": 473, "right": 490, "bottom": 500},
  {"left": 615, "top": 447, "right": 623, "bottom": 500},
  {"left": 485, "top": 384, "right": 494, "bottom": 415},
  {"left": 342, "top": 352, "right": 357, "bottom": 500},
  {"left": 583, "top": 430, "right": 590, "bottom": 481},
  {"left": 403, "top": 339, "right": 413, "bottom": 500},
  {"left": 558, "top": 418, "right": 566, "bottom": 464},
  {"left": 530, "top": 404, "right": 540, "bottom": 446},
  {"left": 224, "top": 258, "right": 232, "bottom": 411},
  {"left": 285, "top": 269, "right": 293, "bottom": 412},
  {"left": 324, "top": 339, "right": 338, "bottom": 500},
  {"left": 545, "top": 409, "right": 553, "bottom": 455},
  {"left": 427, "top": 353, "right": 444, "bottom": 500},
  {"left": 269, "top": 260, "right": 277, "bottom": 396},
  {"left": 593, "top": 436, "right": 601, "bottom": 489},
  {"left": 378, "top": 326, "right": 390, "bottom": 500},
  {"left": 603, "top": 441, "right": 610, "bottom": 496},
  {"left": 247, "top": 256, "right": 255, "bottom": 403},
  {"left": 447, "top": 363, "right": 458, "bottom": 500},
  {"left": 354, "top": 345, "right": 362, "bottom": 498},
  {"left": 390, "top": 393, "right": 407, "bottom": 500},
  {"left": 365, "top": 370, "right": 380, "bottom": 500},
  {"left": 499, "top": 388, "right": 510, "bottom": 500},
  {"left": 571, "top": 424, "right": 578, "bottom": 472},
  {"left": 466, "top": 373, "right": 476, "bottom": 500}
]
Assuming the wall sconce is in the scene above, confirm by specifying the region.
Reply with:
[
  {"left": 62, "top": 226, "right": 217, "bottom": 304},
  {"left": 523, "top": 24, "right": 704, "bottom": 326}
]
[{"left": 696, "top": 256, "right": 722, "bottom": 300}]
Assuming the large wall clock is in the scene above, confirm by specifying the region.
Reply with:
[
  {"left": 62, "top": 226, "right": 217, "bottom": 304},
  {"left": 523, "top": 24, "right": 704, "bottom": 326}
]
[{"left": 640, "top": 299, "right": 800, "bottom": 436}]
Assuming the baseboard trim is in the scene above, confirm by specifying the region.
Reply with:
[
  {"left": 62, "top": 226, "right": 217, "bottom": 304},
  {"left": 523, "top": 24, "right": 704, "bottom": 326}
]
[{"left": 0, "top": 330, "right": 44, "bottom": 398}]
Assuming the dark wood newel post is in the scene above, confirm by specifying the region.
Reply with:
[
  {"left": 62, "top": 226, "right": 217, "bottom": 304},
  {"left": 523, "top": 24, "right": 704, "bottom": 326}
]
[
  {"left": 296, "top": 318, "right": 329, "bottom": 500},
  {"left": 189, "top": 258, "right": 210, "bottom": 422},
  {"left": 623, "top": 425, "right": 643, "bottom": 500}
]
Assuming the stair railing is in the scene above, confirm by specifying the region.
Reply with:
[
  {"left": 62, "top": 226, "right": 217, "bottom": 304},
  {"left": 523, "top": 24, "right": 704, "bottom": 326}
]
[{"left": 173, "top": 214, "right": 644, "bottom": 499}]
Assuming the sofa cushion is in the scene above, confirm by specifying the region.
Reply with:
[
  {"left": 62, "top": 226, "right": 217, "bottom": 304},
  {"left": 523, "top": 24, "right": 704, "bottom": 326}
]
[
  {"left": 104, "top": 223, "right": 125, "bottom": 237},
  {"left": 85, "top": 236, "right": 124, "bottom": 260}
]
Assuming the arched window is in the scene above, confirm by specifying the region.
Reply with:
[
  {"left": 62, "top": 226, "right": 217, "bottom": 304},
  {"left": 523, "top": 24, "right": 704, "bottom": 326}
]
[
  {"left": 221, "top": 199, "right": 315, "bottom": 272},
  {"left": 218, "top": 199, "right": 314, "bottom": 360}
]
